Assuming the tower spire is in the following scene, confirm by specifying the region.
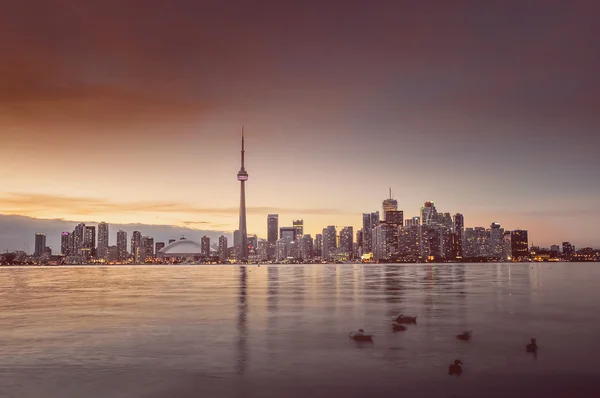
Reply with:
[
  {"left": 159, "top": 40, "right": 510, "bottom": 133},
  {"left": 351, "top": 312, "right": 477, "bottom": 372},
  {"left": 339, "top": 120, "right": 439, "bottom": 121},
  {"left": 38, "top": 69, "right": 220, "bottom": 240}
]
[
  {"left": 241, "top": 125, "right": 245, "bottom": 171},
  {"left": 389, "top": 187, "right": 392, "bottom": 199}
]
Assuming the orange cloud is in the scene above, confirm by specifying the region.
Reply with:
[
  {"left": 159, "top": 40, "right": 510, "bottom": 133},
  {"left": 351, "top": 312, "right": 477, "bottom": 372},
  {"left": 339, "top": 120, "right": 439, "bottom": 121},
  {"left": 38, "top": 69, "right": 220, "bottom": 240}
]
[{"left": 0, "top": 192, "right": 351, "bottom": 218}]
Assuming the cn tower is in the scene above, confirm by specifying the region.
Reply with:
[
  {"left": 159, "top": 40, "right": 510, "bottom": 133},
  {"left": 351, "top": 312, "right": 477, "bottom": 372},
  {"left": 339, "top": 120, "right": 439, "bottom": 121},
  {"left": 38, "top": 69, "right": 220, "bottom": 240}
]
[{"left": 237, "top": 127, "right": 249, "bottom": 262}]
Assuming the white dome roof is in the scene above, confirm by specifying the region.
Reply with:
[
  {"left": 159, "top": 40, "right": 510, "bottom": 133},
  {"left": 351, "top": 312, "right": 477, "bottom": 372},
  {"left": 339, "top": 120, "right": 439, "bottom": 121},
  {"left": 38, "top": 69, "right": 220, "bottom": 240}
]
[{"left": 159, "top": 238, "right": 203, "bottom": 256}]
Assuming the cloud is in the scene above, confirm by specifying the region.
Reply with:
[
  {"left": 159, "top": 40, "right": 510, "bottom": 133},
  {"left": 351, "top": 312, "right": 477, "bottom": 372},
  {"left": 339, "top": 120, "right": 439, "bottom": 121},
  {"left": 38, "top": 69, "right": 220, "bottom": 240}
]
[{"left": 0, "top": 192, "right": 351, "bottom": 218}]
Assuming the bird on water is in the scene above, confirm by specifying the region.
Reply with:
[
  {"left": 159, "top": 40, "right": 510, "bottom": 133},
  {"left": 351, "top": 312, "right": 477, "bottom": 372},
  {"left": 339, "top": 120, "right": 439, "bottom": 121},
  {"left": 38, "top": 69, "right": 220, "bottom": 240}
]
[{"left": 448, "top": 360, "right": 464, "bottom": 376}]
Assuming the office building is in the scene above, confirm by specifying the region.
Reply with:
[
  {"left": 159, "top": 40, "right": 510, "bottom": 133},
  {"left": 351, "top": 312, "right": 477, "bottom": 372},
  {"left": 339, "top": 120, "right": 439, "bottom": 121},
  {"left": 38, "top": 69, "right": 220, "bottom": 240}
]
[
  {"left": 131, "top": 231, "right": 143, "bottom": 262},
  {"left": 421, "top": 226, "right": 442, "bottom": 260},
  {"left": 315, "top": 234, "right": 323, "bottom": 258},
  {"left": 382, "top": 188, "right": 398, "bottom": 222},
  {"left": 60, "top": 232, "right": 71, "bottom": 256},
  {"left": 84, "top": 226, "right": 96, "bottom": 252},
  {"left": 339, "top": 227, "right": 354, "bottom": 259},
  {"left": 453, "top": 213, "right": 464, "bottom": 257},
  {"left": 300, "top": 235, "right": 313, "bottom": 260},
  {"left": 420, "top": 201, "right": 438, "bottom": 226},
  {"left": 511, "top": 230, "right": 529, "bottom": 259},
  {"left": 117, "top": 230, "right": 128, "bottom": 261},
  {"left": 97, "top": 222, "right": 109, "bottom": 259},
  {"left": 321, "top": 226, "right": 337, "bottom": 261},
  {"left": 562, "top": 242, "right": 575, "bottom": 257},
  {"left": 362, "top": 211, "right": 380, "bottom": 253},
  {"left": 142, "top": 236, "right": 154, "bottom": 261},
  {"left": 280, "top": 227, "right": 297, "bottom": 243},
  {"left": 34, "top": 233, "right": 46, "bottom": 257},
  {"left": 489, "top": 222, "right": 505, "bottom": 257},
  {"left": 201, "top": 236, "right": 210, "bottom": 257},
  {"left": 372, "top": 223, "right": 394, "bottom": 260},
  {"left": 73, "top": 223, "right": 85, "bottom": 256},
  {"left": 398, "top": 224, "right": 421, "bottom": 260},
  {"left": 218, "top": 236, "right": 228, "bottom": 261},
  {"left": 405, "top": 216, "right": 420, "bottom": 226},
  {"left": 293, "top": 219, "right": 304, "bottom": 237}
]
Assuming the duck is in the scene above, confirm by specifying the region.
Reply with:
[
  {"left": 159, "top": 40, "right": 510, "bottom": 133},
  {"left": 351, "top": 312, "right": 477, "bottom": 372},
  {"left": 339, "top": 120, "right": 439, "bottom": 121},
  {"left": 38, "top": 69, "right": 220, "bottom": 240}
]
[
  {"left": 392, "top": 314, "right": 418, "bottom": 324},
  {"left": 392, "top": 322, "right": 407, "bottom": 332},
  {"left": 349, "top": 329, "right": 373, "bottom": 342},
  {"left": 456, "top": 331, "right": 472, "bottom": 341},
  {"left": 526, "top": 338, "right": 538, "bottom": 353},
  {"left": 448, "top": 360, "right": 464, "bottom": 376}
]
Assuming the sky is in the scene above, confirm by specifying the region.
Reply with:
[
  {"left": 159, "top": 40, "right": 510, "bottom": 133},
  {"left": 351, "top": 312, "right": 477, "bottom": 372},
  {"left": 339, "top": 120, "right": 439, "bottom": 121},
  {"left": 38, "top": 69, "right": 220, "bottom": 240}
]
[{"left": 0, "top": 0, "right": 599, "bottom": 250}]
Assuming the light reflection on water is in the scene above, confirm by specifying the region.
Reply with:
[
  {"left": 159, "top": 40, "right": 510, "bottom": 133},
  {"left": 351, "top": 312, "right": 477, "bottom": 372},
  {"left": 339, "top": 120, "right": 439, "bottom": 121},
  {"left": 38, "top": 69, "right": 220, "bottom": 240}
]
[{"left": 1, "top": 263, "right": 599, "bottom": 398}]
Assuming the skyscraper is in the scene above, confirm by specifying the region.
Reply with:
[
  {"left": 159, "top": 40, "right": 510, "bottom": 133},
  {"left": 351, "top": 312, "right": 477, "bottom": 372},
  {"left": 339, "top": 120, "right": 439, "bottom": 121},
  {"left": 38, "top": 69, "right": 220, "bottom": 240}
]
[
  {"left": 117, "top": 230, "right": 128, "bottom": 261},
  {"left": 511, "top": 230, "right": 529, "bottom": 260},
  {"left": 321, "top": 226, "right": 337, "bottom": 261},
  {"left": 201, "top": 236, "right": 210, "bottom": 257},
  {"left": 293, "top": 219, "right": 304, "bottom": 237},
  {"left": 131, "top": 231, "right": 142, "bottom": 262},
  {"left": 267, "top": 214, "right": 279, "bottom": 242},
  {"left": 98, "top": 222, "right": 109, "bottom": 259},
  {"left": 142, "top": 236, "right": 154, "bottom": 261},
  {"left": 34, "top": 233, "right": 46, "bottom": 257},
  {"left": 315, "top": 234, "right": 323, "bottom": 258},
  {"left": 339, "top": 227, "right": 354, "bottom": 259},
  {"left": 237, "top": 129, "right": 249, "bottom": 262},
  {"left": 218, "top": 236, "right": 228, "bottom": 261},
  {"left": 73, "top": 223, "right": 85, "bottom": 256},
  {"left": 420, "top": 201, "right": 438, "bottom": 226},
  {"left": 453, "top": 213, "right": 464, "bottom": 257},
  {"left": 84, "top": 226, "right": 96, "bottom": 251},
  {"left": 382, "top": 188, "right": 398, "bottom": 222},
  {"left": 362, "top": 211, "right": 380, "bottom": 253},
  {"left": 279, "top": 227, "right": 297, "bottom": 242},
  {"left": 489, "top": 222, "right": 505, "bottom": 257},
  {"left": 60, "top": 232, "right": 71, "bottom": 256}
]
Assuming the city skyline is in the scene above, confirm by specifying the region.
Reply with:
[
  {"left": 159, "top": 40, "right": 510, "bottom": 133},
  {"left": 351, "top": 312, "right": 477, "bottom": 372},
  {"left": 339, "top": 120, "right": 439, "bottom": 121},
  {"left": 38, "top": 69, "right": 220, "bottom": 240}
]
[{"left": 1, "top": 1, "right": 599, "bottom": 248}]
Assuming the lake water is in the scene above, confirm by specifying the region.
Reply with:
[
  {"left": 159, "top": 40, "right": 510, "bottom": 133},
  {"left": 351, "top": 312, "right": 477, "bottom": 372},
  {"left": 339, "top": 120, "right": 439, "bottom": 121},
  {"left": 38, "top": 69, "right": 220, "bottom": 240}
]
[{"left": 1, "top": 263, "right": 599, "bottom": 398}]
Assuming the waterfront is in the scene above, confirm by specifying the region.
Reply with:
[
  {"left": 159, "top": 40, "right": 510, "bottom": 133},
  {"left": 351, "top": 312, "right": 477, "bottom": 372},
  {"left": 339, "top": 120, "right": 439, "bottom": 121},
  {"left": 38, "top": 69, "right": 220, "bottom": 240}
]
[{"left": 1, "top": 263, "right": 599, "bottom": 397}]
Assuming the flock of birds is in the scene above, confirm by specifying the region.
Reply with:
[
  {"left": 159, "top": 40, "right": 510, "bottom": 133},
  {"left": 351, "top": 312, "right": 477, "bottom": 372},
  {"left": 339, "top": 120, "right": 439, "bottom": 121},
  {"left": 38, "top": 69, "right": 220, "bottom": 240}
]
[{"left": 349, "top": 315, "right": 539, "bottom": 377}]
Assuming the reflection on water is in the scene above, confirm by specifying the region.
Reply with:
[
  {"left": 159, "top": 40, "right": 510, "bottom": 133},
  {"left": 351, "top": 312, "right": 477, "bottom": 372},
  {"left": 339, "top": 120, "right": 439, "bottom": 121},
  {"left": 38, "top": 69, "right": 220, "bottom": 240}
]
[{"left": 1, "top": 263, "right": 600, "bottom": 398}]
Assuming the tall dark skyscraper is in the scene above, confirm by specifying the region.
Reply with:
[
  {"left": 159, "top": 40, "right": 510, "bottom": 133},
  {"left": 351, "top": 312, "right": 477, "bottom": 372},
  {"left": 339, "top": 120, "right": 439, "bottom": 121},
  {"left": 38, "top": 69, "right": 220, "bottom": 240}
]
[
  {"left": 84, "top": 226, "right": 96, "bottom": 252},
  {"left": 131, "top": 231, "right": 142, "bottom": 262},
  {"left": 34, "top": 233, "right": 46, "bottom": 257},
  {"left": 218, "top": 236, "right": 228, "bottom": 261},
  {"left": 237, "top": 129, "right": 249, "bottom": 262},
  {"left": 267, "top": 214, "right": 279, "bottom": 242},
  {"left": 511, "top": 230, "right": 529, "bottom": 259}
]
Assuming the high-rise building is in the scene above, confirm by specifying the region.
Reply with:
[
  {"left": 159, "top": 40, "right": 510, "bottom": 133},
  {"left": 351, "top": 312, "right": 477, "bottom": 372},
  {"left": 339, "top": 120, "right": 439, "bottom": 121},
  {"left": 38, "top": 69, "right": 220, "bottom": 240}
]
[
  {"left": 550, "top": 245, "right": 560, "bottom": 254},
  {"left": 385, "top": 210, "right": 404, "bottom": 227},
  {"left": 117, "top": 230, "right": 128, "bottom": 261},
  {"left": 267, "top": 215, "right": 278, "bottom": 242},
  {"left": 405, "top": 216, "right": 420, "bottom": 226},
  {"left": 420, "top": 201, "right": 438, "bottom": 226},
  {"left": 293, "top": 219, "right": 304, "bottom": 237},
  {"left": 60, "top": 232, "right": 71, "bottom": 256},
  {"left": 421, "top": 226, "right": 442, "bottom": 260},
  {"left": 356, "top": 229, "right": 363, "bottom": 255},
  {"left": 155, "top": 242, "right": 165, "bottom": 256},
  {"left": 382, "top": 188, "right": 398, "bottom": 222},
  {"left": 201, "top": 236, "right": 210, "bottom": 257},
  {"left": 279, "top": 227, "right": 297, "bottom": 243},
  {"left": 489, "top": 222, "right": 504, "bottom": 257},
  {"left": 73, "top": 223, "right": 85, "bottom": 256},
  {"left": 562, "top": 242, "right": 574, "bottom": 258},
  {"left": 372, "top": 223, "right": 394, "bottom": 260},
  {"left": 315, "top": 234, "right": 323, "bottom": 258},
  {"left": 453, "top": 213, "right": 464, "bottom": 257},
  {"left": 218, "top": 236, "right": 228, "bottom": 261},
  {"left": 98, "top": 222, "right": 109, "bottom": 259},
  {"left": 143, "top": 236, "right": 154, "bottom": 261},
  {"left": 84, "top": 226, "right": 96, "bottom": 251},
  {"left": 34, "top": 233, "right": 46, "bottom": 257},
  {"left": 321, "top": 226, "right": 337, "bottom": 261},
  {"left": 511, "top": 230, "right": 529, "bottom": 260},
  {"left": 398, "top": 224, "right": 421, "bottom": 260},
  {"left": 362, "top": 211, "right": 380, "bottom": 253},
  {"left": 131, "top": 231, "right": 142, "bottom": 262},
  {"left": 275, "top": 239, "right": 287, "bottom": 261},
  {"left": 339, "top": 227, "right": 354, "bottom": 259},
  {"left": 503, "top": 231, "right": 512, "bottom": 260},
  {"left": 300, "top": 235, "right": 313, "bottom": 260},
  {"left": 236, "top": 129, "right": 249, "bottom": 262}
]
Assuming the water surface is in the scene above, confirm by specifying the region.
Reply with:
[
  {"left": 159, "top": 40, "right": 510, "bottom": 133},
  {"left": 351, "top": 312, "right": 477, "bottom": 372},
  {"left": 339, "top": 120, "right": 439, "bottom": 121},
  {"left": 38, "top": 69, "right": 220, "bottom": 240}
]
[{"left": 1, "top": 263, "right": 599, "bottom": 397}]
